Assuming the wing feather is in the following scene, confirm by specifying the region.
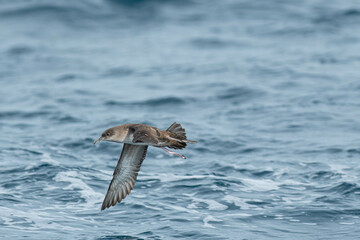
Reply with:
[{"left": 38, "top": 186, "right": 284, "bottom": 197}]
[
  {"left": 101, "top": 144, "right": 148, "bottom": 210},
  {"left": 132, "top": 126, "right": 159, "bottom": 145}
]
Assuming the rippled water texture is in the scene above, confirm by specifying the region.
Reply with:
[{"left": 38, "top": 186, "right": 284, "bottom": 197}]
[{"left": 1, "top": 0, "right": 360, "bottom": 239}]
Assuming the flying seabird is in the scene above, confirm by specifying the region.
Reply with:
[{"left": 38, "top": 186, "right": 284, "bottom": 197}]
[{"left": 94, "top": 122, "right": 196, "bottom": 210}]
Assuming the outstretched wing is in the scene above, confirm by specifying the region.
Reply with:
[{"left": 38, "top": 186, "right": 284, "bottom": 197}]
[{"left": 101, "top": 143, "right": 148, "bottom": 210}]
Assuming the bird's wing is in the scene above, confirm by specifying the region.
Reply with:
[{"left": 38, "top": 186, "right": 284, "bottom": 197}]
[
  {"left": 131, "top": 126, "right": 159, "bottom": 145},
  {"left": 101, "top": 143, "right": 148, "bottom": 210}
]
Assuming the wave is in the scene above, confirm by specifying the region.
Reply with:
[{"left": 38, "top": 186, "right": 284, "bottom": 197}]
[
  {"left": 0, "top": 110, "right": 52, "bottom": 119},
  {"left": 188, "top": 197, "right": 228, "bottom": 211},
  {"left": 96, "top": 235, "right": 145, "bottom": 240},
  {"left": 54, "top": 171, "right": 103, "bottom": 207},
  {"left": 102, "top": 67, "right": 134, "bottom": 77},
  {"left": 0, "top": 2, "right": 102, "bottom": 23},
  {"left": 0, "top": 0, "right": 184, "bottom": 27},
  {"left": 313, "top": 8, "right": 360, "bottom": 25},
  {"left": 189, "top": 38, "right": 245, "bottom": 49},
  {"left": 326, "top": 182, "right": 360, "bottom": 195},
  {"left": 203, "top": 215, "right": 222, "bottom": 228},
  {"left": 215, "top": 87, "right": 264, "bottom": 106},
  {"left": 105, "top": 96, "right": 187, "bottom": 107},
  {"left": 0, "top": 110, "right": 80, "bottom": 124},
  {"left": 6, "top": 45, "right": 34, "bottom": 56}
]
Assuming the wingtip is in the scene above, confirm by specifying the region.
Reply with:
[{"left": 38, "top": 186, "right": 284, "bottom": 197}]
[{"left": 101, "top": 202, "right": 108, "bottom": 211}]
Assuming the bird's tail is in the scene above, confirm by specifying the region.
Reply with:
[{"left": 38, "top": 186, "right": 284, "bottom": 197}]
[{"left": 166, "top": 122, "right": 197, "bottom": 149}]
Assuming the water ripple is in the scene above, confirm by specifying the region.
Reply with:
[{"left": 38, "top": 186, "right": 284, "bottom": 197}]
[{"left": 105, "top": 96, "right": 188, "bottom": 107}]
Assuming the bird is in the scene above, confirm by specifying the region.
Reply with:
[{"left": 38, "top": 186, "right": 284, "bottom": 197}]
[{"left": 94, "top": 122, "right": 196, "bottom": 210}]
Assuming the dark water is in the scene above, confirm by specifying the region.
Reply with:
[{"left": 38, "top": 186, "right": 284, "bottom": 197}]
[{"left": 1, "top": 0, "right": 360, "bottom": 239}]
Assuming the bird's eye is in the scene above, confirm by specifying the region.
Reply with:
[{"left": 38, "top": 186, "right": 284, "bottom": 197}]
[{"left": 106, "top": 132, "right": 110, "bottom": 136}]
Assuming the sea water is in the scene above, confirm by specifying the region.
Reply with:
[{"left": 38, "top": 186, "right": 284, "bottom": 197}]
[{"left": 1, "top": 0, "right": 360, "bottom": 239}]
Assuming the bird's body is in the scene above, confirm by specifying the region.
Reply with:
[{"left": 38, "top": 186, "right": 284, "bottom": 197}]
[
  {"left": 97, "top": 123, "right": 192, "bottom": 149},
  {"left": 94, "top": 122, "right": 196, "bottom": 210}
]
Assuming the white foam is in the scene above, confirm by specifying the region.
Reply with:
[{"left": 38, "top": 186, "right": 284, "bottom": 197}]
[
  {"left": 0, "top": 206, "right": 82, "bottom": 231},
  {"left": 25, "top": 152, "right": 60, "bottom": 170},
  {"left": 96, "top": 169, "right": 114, "bottom": 180},
  {"left": 223, "top": 195, "right": 255, "bottom": 210},
  {"left": 139, "top": 173, "right": 206, "bottom": 182},
  {"left": 189, "top": 197, "right": 228, "bottom": 211},
  {"left": 227, "top": 213, "right": 252, "bottom": 218},
  {"left": 289, "top": 219, "right": 300, "bottom": 222},
  {"left": 54, "top": 171, "right": 103, "bottom": 207},
  {"left": 203, "top": 215, "right": 222, "bottom": 228},
  {"left": 159, "top": 203, "right": 199, "bottom": 214},
  {"left": 134, "top": 202, "right": 163, "bottom": 211},
  {"left": 40, "top": 152, "right": 60, "bottom": 165},
  {"left": 241, "top": 178, "right": 279, "bottom": 192},
  {"left": 132, "top": 194, "right": 147, "bottom": 198},
  {"left": 0, "top": 186, "right": 11, "bottom": 195},
  {"left": 339, "top": 222, "right": 355, "bottom": 225},
  {"left": 183, "top": 192, "right": 196, "bottom": 197}
]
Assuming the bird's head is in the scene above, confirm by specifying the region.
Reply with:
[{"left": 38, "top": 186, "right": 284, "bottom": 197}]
[{"left": 94, "top": 127, "right": 123, "bottom": 144}]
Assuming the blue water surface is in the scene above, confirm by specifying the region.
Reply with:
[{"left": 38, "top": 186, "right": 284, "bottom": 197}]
[{"left": 1, "top": 0, "right": 360, "bottom": 239}]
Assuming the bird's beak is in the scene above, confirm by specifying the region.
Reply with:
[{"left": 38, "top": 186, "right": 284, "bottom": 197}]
[{"left": 94, "top": 136, "right": 104, "bottom": 144}]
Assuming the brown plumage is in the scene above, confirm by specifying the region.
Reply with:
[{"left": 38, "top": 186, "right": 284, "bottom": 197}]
[{"left": 94, "top": 122, "right": 196, "bottom": 210}]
